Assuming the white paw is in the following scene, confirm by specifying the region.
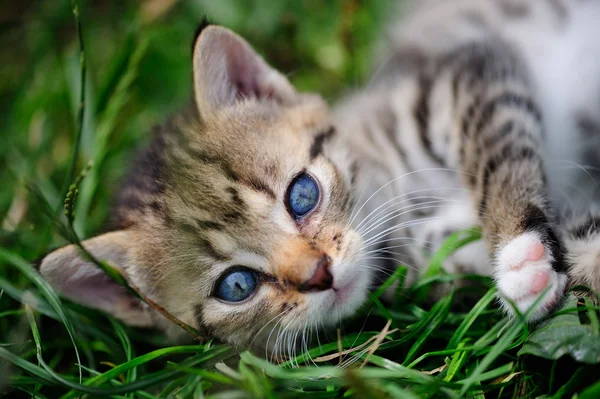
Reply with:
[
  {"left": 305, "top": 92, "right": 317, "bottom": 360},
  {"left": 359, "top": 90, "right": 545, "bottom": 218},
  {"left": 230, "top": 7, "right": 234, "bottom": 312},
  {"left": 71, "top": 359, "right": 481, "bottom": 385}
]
[{"left": 495, "top": 232, "right": 567, "bottom": 321}]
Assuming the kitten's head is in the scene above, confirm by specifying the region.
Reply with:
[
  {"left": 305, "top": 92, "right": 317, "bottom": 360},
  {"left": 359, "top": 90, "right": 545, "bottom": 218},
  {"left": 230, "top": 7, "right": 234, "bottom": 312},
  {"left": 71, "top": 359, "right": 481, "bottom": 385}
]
[{"left": 40, "top": 24, "right": 370, "bottom": 352}]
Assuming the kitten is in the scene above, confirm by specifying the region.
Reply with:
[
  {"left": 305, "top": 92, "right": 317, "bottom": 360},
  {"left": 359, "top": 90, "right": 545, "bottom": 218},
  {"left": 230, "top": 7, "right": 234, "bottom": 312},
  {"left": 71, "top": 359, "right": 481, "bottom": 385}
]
[{"left": 40, "top": 0, "right": 600, "bottom": 353}]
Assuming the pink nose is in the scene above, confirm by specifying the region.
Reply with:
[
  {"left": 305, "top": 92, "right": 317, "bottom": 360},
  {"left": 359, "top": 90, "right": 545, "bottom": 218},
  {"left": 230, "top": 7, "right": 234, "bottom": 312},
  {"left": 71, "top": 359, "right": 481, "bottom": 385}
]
[{"left": 299, "top": 255, "right": 333, "bottom": 292}]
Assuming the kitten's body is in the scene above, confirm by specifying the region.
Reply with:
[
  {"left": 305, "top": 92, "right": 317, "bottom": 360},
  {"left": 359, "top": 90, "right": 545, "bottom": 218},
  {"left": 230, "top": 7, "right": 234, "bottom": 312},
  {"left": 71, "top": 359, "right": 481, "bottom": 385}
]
[
  {"left": 41, "top": 0, "right": 600, "bottom": 353},
  {"left": 341, "top": 0, "right": 600, "bottom": 289}
]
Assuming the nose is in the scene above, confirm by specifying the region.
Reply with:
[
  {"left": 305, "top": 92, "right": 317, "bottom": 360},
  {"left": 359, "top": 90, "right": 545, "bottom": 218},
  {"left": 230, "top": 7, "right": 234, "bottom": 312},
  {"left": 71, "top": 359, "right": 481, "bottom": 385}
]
[{"left": 298, "top": 255, "right": 333, "bottom": 292}]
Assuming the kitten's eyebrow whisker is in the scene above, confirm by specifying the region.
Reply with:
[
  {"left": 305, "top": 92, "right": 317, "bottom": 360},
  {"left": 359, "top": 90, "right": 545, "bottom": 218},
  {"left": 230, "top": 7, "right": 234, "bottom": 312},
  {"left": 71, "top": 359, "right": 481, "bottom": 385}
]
[
  {"left": 346, "top": 175, "right": 372, "bottom": 231},
  {"left": 361, "top": 241, "right": 434, "bottom": 256},
  {"left": 358, "top": 206, "right": 445, "bottom": 242},
  {"left": 347, "top": 168, "right": 477, "bottom": 228},
  {"left": 362, "top": 217, "right": 439, "bottom": 247},
  {"left": 355, "top": 195, "right": 451, "bottom": 234},
  {"left": 357, "top": 201, "right": 453, "bottom": 237},
  {"left": 356, "top": 197, "right": 463, "bottom": 235},
  {"left": 353, "top": 187, "right": 474, "bottom": 232},
  {"left": 358, "top": 235, "right": 433, "bottom": 250},
  {"left": 362, "top": 216, "right": 443, "bottom": 245},
  {"left": 361, "top": 259, "right": 408, "bottom": 272}
]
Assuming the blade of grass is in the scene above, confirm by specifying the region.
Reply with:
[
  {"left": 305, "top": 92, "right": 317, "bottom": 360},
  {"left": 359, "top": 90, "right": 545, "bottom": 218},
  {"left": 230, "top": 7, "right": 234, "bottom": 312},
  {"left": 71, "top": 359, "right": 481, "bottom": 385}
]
[
  {"left": 109, "top": 318, "right": 136, "bottom": 386},
  {"left": 374, "top": 266, "right": 407, "bottom": 299},
  {"left": 59, "top": 345, "right": 231, "bottom": 398},
  {"left": 40, "top": 0, "right": 88, "bottom": 253},
  {"left": 447, "top": 288, "right": 496, "bottom": 350},
  {"left": 585, "top": 297, "right": 599, "bottom": 336},
  {"left": 422, "top": 227, "right": 482, "bottom": 280},
  {"left": 443, "top": 340, "right": 470, "bottom": 382},
  {"left": 403, "top": 292, "right": 452, "bottom": 365},
  {"left": 0, "top": 249, "right": 82, "bottom": 383}
]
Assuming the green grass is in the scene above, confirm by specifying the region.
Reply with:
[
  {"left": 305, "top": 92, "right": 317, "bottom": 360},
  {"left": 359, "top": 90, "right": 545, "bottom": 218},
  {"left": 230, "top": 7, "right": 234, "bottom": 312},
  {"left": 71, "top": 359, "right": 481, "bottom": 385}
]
[{"left": 2, "top": 0, "right": 600, "bottom": 397}]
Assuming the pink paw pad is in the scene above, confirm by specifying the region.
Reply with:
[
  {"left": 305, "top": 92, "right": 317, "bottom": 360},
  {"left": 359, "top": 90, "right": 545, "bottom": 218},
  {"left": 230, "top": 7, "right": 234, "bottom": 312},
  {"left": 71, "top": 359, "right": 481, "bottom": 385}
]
[
  {"left": 530, "top": 269, "right": 549, "bottom": 294},
  {"left": 509, "top": 239, "right": 545, "bottom": 271},
  {"left": 527, "top": 241, "right": 545, "bottom": 262}
]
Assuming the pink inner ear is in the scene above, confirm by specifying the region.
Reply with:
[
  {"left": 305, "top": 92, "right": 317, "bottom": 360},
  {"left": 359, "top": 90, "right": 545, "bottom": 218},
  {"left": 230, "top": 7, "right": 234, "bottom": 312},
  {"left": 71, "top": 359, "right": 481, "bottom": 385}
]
[
  {"left": 62, "top": 270, "right": 135, "bottom": 313},
  {"left": 226, "top": 38, "right": 264, "bottom": 100},
  {"left": 194, "top": 26, "right": 297, "bottom": 110}
]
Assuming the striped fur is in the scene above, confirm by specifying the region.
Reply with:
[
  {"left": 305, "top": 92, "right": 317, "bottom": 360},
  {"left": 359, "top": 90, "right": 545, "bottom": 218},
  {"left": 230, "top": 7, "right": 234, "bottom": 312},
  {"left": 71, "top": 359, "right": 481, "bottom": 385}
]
[{"left": 40, "top": 0, "right": 600, "bottom": 352}]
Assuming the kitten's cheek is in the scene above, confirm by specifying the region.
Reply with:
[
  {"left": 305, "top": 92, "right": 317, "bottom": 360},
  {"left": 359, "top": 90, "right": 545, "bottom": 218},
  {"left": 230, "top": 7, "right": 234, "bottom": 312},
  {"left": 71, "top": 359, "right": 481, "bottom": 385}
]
[{"left": 339, "top": 229, "right": 365, "bottom": 260}]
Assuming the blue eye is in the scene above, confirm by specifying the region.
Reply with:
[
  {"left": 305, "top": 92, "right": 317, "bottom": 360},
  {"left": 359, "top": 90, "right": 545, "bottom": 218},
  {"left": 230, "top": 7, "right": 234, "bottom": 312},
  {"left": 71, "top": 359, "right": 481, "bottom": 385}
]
[
  {"left": 288, "top": 174, "right": 320, "bottom": 218},
  {"left": 216, "top": 269, "right": 258, "bottom": 302}
]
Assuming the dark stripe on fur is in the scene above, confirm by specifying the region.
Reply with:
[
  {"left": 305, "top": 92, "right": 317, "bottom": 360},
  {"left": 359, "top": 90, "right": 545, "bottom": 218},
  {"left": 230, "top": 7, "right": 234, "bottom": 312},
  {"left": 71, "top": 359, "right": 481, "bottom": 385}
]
[
  {"left": 378, "top": 107, "right": 413, "bottom": 172},
  {"left": 186, "top": 146, "right": 276, "bottom": 199},
  {"left": 461, "top": 99, "right": 480, "bottom": 139},
  {"left": 226, "top": 187, "right": 246, "bottom": 208},
  {"left": 414, "top": 74, "right": 445, "bottom": 165},
  {"left": 195, "top": 219, "right": 225, "bottom": 231},
  {"left": 309, "top": 127, "right": 336, "bottom": 160},
  {"left": 495, "top": 0, "right": 530, "bottom": 18},
  {"left": 521, "top": 203, "right": 566, "bottom": 272},
  {"left": 189, "top": 148, "right": 241, "bottom": 182},
  {"left": 569, "top": 216, "right": 600, "bottom": 239},
  {"left": 482, "top": 120, "right": 515, "bottom": 149},
  {"left": 547, "top": 0, "right": 568, "bottom": 21},
  {"left": 118, "top": 194, "right": 146, "bottom": 211},
  {"left": 521, "top": 203, "right": 550, "bottom": 234},
  {"left": 474, "top": 93, "right": 542, "bottom": 137},
  {"left": 242, "top": 177, "right": 276, "bottom": 200},
  {"left": 478, "top": 144, "right": 538, "bottom": 214},
  {"left": 350, "top": 161, "right": 359, "bottom": 186},
  {"left": 200, "top": 238, "right": 230, "bottom": 262},
  {"left": 577, "top": 113, "right": 600, "bottom": 138}
]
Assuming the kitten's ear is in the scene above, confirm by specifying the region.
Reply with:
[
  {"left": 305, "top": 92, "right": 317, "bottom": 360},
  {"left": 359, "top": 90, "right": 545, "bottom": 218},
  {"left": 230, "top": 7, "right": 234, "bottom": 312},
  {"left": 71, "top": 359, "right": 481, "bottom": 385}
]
[
  {"left": 39, "top": 230, "right": 154, "bottom": 327},
  {"left": 192, "top": 24, "right": 297, "bottom": 113}
]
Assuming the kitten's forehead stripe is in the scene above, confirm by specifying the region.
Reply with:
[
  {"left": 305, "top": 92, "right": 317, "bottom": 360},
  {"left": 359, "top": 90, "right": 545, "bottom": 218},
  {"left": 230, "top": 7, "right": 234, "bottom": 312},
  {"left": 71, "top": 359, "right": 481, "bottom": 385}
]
[
  {"left": 309, "top": 126, "right": 336, "bottom": 160},
  {"left": 226, "top": 187, "right": 246, "bottom": 208},
  {"left": 200, "top": 237, "right": 231, "bottom": 262},
  {"left": 194, "top": 219, "right": 225, "bottom": 231},
  {"left": 180, "top": 141, "right": 277, "bottom": 200},
  {"left": 185, "top": 147, "right": 241, "bottom": 183},
  {"left": 240, "top": 176, "right": 277, "bottom": 200}
]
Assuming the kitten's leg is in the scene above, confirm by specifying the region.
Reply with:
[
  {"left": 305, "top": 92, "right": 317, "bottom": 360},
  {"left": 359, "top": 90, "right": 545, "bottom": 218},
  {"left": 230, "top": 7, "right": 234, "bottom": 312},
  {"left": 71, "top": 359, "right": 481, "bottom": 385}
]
[
  {"left": 564, "top": 211, "right": 600, "bottom": 293},
  {"left": 440, "top": 43, "right": 568, "bottom": 320}
]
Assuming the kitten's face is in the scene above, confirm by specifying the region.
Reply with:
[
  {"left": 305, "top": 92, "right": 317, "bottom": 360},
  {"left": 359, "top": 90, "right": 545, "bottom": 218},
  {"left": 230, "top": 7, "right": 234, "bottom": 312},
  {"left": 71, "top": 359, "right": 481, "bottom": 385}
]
[
  {"left": 40, "top": 25, "right": 372, "bottom": 352},
  {"left": 141, "top": 96, "right": 369, "bottom": 350}
]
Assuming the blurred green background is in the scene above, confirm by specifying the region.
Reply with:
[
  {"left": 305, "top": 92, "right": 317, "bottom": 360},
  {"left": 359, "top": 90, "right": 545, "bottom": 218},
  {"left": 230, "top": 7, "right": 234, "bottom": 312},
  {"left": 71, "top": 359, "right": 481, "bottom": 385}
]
[{"left": 1, "top": 0, "right": 390, "bottom": 259}]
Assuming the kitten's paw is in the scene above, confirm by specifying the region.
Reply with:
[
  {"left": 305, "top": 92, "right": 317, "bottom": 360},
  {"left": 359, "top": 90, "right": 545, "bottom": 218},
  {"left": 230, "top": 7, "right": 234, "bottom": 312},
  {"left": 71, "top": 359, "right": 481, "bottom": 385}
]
[{"left": 495, "top": 232, "right": 567, "bottom": 321}]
